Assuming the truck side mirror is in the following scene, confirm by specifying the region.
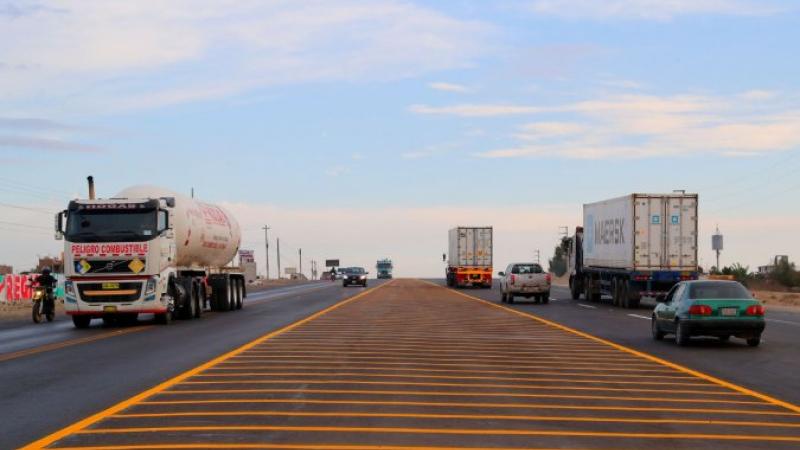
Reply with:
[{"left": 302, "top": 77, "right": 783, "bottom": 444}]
[
  {"left": 498, "top": 272, "right": 505, "bottom": 277},
  {"left": 54, "top": 211, "right": 65, "bottom": 240}
]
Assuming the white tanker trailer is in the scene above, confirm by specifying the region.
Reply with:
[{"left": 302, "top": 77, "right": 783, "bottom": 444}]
[{"left": 55, "top": 178, "right": 246, "bottom": 328}]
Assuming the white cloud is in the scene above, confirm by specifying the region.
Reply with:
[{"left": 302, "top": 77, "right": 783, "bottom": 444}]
[
  {"left": 473, "top": 92, "right": 800, "bottom": 159},
  {"left": 527, "top": 0, "right": 783, "bottom": 20},
  {"left": 325, "top": 165, "right": 350, "bottom": 177},
  {"left": 409, "top": 103, "right": 544, "bottom": 117},
  {"left": 428, "top": 82, "right": 471, "bottom": 93},
  {"left": 0, "top": 1, "right": 487, "bottom": 114}
]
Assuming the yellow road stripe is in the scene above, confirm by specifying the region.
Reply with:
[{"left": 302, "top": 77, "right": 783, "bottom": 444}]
[
  {"left": 228, "top": 357, "right": 660, "bottom": 369},
  {"left": 231, "top": 354, "right": 647, "bottom": 363},
  {"left": 433, "top": 281, "right": 800, "bottom": 415},
  {"left": 0, "top": 326, "right": 151, "bottom": 363},
  {"left": 49, "top": 444, "right": 614, "bottom": 450},
  {"left": 156, "top": 387, "right": 766, "bottom": 405},
  {"left": 75, "top": 425, "right": 800, "bottom": 442},
  {"left": 20, "top": 281, "right": 393, "bottom": 450},
  {"left": 138, "top": 398, "right": 800, "bottom": 416},
  {"left": 177, "top": 379, "right": 742, "bottom": 395},
  {"left": 110, "top": 410, "right": 800, "bottom": 428},
  {"left": 194, "top": 371, "right": 720, "bottom": 387},
  {"left": 214, "top": 363, "right": 691, "bottom": 377}
]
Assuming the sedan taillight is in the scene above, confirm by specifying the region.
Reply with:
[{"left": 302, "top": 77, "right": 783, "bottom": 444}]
[
  {"left": 688, "top": 304, "right": 712, "bottom": 316},
  {"left": 545, "top": 273, "right": 552, "bottom": 283},
  {"left": 746, "top": 305, "right": 765, "bottom": 316}
]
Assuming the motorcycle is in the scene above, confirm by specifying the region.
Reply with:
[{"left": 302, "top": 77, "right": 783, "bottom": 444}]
[{"left": 32, "top": 285, "right": 55, "bottom": 323}]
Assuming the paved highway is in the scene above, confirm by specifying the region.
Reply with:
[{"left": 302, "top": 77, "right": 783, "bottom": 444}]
[
  {"left": 4, "top": 279, "right": 800, "bottom": 449},
  {"left": 0, "top": 280, "right": 376, "bottom": 449},
  {"left": 452, "top": 280, "right": 800, "bottom": 407}
]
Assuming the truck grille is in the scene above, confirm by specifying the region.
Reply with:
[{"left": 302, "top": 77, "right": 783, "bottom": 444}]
[
  {"left": 77, "top": 282, "right": 143, "bottom": 303},
  {"left": 76, "top": 259, "right": 147, "bottom": 275}
]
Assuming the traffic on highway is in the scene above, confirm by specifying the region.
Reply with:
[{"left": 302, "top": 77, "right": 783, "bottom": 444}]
[{"left": 2, "top": 4, "right": 799, "bottom": 450}]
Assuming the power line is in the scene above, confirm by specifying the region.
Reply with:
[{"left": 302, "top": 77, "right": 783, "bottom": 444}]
[
  {"left": 0, "top": 220, "right": 52, "bottom": 231},
  {"left": 0, "top": 202, "right": 53, "bottom": 215}
]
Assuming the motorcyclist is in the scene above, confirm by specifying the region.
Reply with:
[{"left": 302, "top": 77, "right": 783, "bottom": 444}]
[
  {"left": 329, "top": 267, "right": 337, "bottom": 281},
  {"left": 37, "top": 267, "right": 58, "bottom": 292}
]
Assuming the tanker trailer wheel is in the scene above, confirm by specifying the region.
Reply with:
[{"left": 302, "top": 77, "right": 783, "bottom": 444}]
[
  {"left": 180, "top": 278, "right": 196, "bottom": 320},
  {"left": 236, "top": 279, "right": 243, "bottom": 310},
  {"left": 193, "top": 281, "right": 203, "bottom": 319},
  {"left": 227, "top": 279, "right": 236, "bottom": 311}
]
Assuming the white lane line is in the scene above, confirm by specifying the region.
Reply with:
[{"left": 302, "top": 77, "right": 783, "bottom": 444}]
[
  {"left": 578, "top": 303, "right": 597, "bottom": 309},
  {"left": 628, "top": 314, "right": 651, "bottom": 320}
]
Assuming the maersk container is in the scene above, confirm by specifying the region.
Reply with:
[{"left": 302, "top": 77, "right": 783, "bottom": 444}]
[
  {"left": 583, "top": 193, "right": 698, "bottom": 271},
  {"left": 448, "top": 227, "right": 493, "bottom": 268}
]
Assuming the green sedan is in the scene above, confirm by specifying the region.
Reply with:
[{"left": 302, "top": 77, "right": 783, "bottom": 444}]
[{"left": 652, "top": 280, "right": 765, "bottom": 347}]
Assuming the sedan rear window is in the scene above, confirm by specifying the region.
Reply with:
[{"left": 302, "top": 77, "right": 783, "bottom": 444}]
[
  {"left": 513, "top": 264, "right": 543, "bottom": 274},
  {"left": 689, "top": 282, "right": 751, "bottom": 300}
]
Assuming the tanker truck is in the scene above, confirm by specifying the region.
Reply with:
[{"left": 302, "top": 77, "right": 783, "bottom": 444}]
[{"left": 55, "top": 180, "right": 246, "bottom": 328}]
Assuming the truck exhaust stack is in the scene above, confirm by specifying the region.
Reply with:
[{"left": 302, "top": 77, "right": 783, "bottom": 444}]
[{"left": 87, "top": 176, "right": 95, "bottom": 200}]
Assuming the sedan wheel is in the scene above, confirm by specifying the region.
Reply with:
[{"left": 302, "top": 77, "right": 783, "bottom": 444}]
[
  {"left": 747, "top": 335, "right": 761, "bottom": 347},
  {"left": 651, "top": 317, "right": 664, "bottom": 341},
  {"left": 675, "top": 321, "right": 690, "bottom": 346}
]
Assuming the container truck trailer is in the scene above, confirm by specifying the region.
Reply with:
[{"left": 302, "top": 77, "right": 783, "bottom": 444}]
[
  {"left": 55, "top": 179, "right": 246, "bottom": 328},
  {"left": 446, "top": 226, "right": 493, "bottom": 288},
  {"left": 566, "top": 192, "right": 698, "bottom": 308}
]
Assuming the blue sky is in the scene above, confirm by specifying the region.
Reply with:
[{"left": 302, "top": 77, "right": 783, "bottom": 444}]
[{"left": 1, "top": 0, "right": 799, "bottom": 276}]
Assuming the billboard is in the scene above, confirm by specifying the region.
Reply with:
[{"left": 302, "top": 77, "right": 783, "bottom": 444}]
[
  {"left": 284, "top": 267, "right": 297, "bottom": 275},
  {"left": 239, "top": 249, "right": 255, "bottom": 263},
  {"left": 325, "top": 259, "right": 340, "bottom": 267}
]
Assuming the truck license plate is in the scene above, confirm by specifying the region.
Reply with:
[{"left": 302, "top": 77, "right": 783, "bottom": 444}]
[
  {"left": 103, "top": 305, "right": 117, "bottom": 313},
  {"left": 720, "top": 307, "right": 738, "bottom": 316},
  {"left": 102, "top": 282, "right": 120, "bottom": 290}
]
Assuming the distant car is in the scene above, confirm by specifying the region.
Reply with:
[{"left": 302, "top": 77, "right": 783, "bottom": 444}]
[
  {"left": 498, "top": 263, "right": 551, "bottom": 304},
  {"left": 652, "top": 280, "right": 765, "bottom": 347},
  {"left": 342, "top": 267, "right": 368, "bottom": 287}
]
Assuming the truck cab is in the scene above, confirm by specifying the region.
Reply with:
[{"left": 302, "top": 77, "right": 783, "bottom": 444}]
[{"left": 376, "top": 259, "right": 393, "bottom": 279}]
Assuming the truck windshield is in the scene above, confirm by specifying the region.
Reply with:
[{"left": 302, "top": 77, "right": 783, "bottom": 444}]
[
  {"left": 66, "top": 209, "right": 158, "bottom": 243},
  {"left": 377, "top": 263, "right": 392, "bottom": 269}
]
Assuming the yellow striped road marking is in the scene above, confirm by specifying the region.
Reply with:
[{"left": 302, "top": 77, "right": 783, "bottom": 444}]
[
  {"left": 110, "top": 410, "right": 800, "bottom": 428},
  {"left": 214, "top": 363, "right": 692, "bottom": 376},
  {"left": 138, "top": 398, "right": 800, "bottom": 416},
  {"left": 46, "top": 444, "right": 619, "bottom": 450},
  {"left": 243, "top": 348, "right": 623, "bottom": 356},
  {"left": 230, "top": 354, "right": 646, "bottom": 363},
  {"left": 177, "top": 379, "right": 743, "bottom": 396},
  {"left": 432, "top": 281, "right": 800, "bottom": 415},
  {"left": 193, "top": 371, "right": 722, "bottom": 387},
  {"left": 20, "top": 281, "right": 393, "bottom": 450},
  {"left": 0, "top": 326, "right": 151, "bottom": 363},
  {"left": 74, "top": 425, "right": 800, "bottom": 442},
  {"left": 155, "top": 387, "right": 766, "bottom": 405},
  {"left": 228, "top": 357, "right": 661, "bottom": 369}
]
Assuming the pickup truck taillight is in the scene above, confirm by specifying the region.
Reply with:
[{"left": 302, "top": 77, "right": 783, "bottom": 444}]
[
  {"left": 745, "top": 305, "right": 765, "bottom": 316},
  {"left": 510, "top": 274, "right": 516, "bottom": 285},
  {"left": 688, "top": 304, "right": 712, "bottom": 316},
  {"left": 545, "top": 273, "right": 552, "bottom": 283}
]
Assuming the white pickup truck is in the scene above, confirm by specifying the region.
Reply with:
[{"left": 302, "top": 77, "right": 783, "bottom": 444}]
[{"left": 499, "top": 262, "right": 551, "bottom": 304}]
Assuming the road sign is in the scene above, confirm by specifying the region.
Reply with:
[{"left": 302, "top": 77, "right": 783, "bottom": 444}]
[{"left": 325, "top": 259, "right": 340, "bottom": 267}]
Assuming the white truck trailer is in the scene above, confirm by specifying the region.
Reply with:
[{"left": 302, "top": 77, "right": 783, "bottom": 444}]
[
  {"left": 446, "top": 226, "right": 493, "bottom": 288},
  {"left": 566, "top": 192, "right": 698, "bottom": 308},
  {"left": 55, "top": 179, "right": 246, "bottom": 328}
]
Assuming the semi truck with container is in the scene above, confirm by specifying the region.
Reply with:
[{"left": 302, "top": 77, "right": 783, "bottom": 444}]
[
  {"left": 376, "top": 259, "right": 393, "bottom": 279},
  {"left": 55, "top": 178, "right": 246, "bottom": 328},
  {"left": 446, "top": 226, "right": 493, "bottom": 289},
  {"left": 566, "top": 192, "right": 698, "bottom": 308}
]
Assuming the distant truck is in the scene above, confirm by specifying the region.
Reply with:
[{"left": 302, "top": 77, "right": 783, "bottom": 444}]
[
  {"left": 55, "top": 180, "right": 246, "bottom": 328},
  {"left": 446, "top": 226, "right": 493, "bottom": 288},
  {"left": 376, "top": 259, "right": 393, "bottom": 279},
  {"left": 566, "top": 192, "right": 698, "bottom": 308}
]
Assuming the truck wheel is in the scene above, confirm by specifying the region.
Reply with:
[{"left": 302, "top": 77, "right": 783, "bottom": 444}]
[
  {"left": 569, "top": 278, "right": 580, "bottom": 300},
  {"left": 155, "top": 310, "right": 172, "bottom": 325},
  {"left": 542, "top": 292, "right": 550, "bottom": 304},
  {"left": 611, "top": 279, "right": 621, "bottom": 307},
  {"left": 501, "top": 291, "right": 507, "bottom": 303},
  {"left": 507, "top": 293, "right": 515, "bottom": 304},
  {"left": 102, "top": 315, "right": 117, "bottom": 327},
  {"left": 620, "top": 281, "right": 630, "bottom": 308},
  {"left": 228, "top": 280, "right": 236, "bottom": 311},
  {"left": 236, "top": 279, "right": 244, "bottom": 310},
  {"left": 193, "top": 282, "right": 203, "bottom": 319},
  {"left": 583, "top": 278, "right": 591, "bottom": 301},
  {"left": 72, "top": 315, "right": 91, "bottom": 329}
]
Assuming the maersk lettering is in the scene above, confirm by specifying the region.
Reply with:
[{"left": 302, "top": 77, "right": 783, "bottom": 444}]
[{"left": 594, "top": 218, "right": 625, "bottom": 246}]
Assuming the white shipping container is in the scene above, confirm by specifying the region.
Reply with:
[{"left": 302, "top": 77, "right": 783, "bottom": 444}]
[
  {"left": 583, "top": 193, "right": 698, "bottom": 271},
  {"left": 448, "top": 227, "right": 493, "bottom": 267}
]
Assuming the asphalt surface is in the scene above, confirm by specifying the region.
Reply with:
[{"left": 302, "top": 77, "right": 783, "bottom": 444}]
[
  {"left": 0, "top": 280, "right": 379, "bottom": 449},
  {"left": 16, "top": 279, "right": 800, "bottom": 450},
  {"left": 451, "top": 280, "right": 800, "bottom": 407}
]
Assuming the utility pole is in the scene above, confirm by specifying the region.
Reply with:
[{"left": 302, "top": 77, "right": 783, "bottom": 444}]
[
  {"left": 535, "top": 249, "right": 541, "bottom": 264},
  {"left": 262, "top": 225, "right": 270, "bottom": 279},
  {"left": 299, "top": 248, "right": 302, "bottom": 278},
  {"left": 190, "top": 187, "right": 194, "bottom": 199},
  {"left": 277, "top": 238, "right": 281, "bottom": 279}
]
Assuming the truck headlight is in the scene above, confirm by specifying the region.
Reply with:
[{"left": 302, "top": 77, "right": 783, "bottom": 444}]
[
  {"left": 145, "top": 277, "right": 157, "bottom": 295},
  {"left": 65, "top": 281, "right": 74, "bottom": 296},
  {"left": 360, "top": 275, "right": 367, "bottom": 280}
]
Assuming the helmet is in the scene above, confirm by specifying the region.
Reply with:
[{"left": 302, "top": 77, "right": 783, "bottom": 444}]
[{"left": 42, "top": 267, "right": 52, "bottom": 275}]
